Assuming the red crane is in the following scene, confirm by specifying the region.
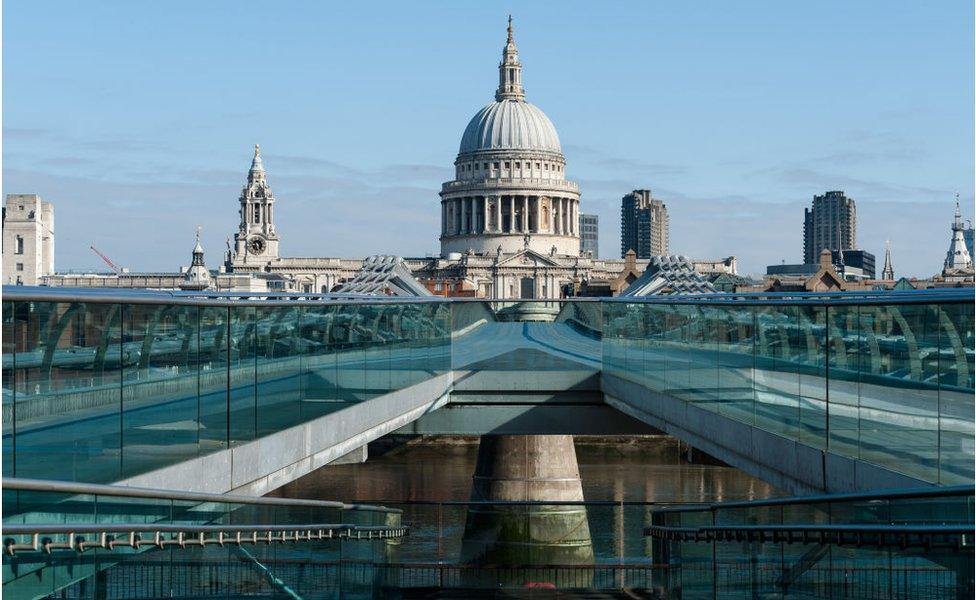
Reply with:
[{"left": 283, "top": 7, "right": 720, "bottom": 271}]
[{"left": 89, "top": 245, "right": 122, "bottom": 274}]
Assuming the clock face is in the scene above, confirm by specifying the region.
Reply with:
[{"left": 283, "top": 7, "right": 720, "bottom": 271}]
[{"left": 248, "top": 237, "right": 266, "bottom": 255}]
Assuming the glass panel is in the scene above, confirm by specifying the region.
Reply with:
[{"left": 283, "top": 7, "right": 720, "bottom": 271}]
[
  {"left": 859, "top": 303, "right": 939, "bottom": 480},
  {"left": 228, "top": 304, "right": 256, "bottom": 444},
  {"left": 937, "top": 302, "right": 975, "bottom": 484},
  {"left": 828, "top": 304, "right": 862, "bottom": 460},
  {"left": 15, "top": 301, "right": 123, "bottom": 482},
  {"left": 121, "top": 303, "right": 201, "bottom": 479},
  {"left": 301, "top": 304, "right": 340, "bottom": 420},
  {"left": 334, "top": 304, "right": 366, "bottom": 404},
  {"left": 2, "top": 301, "right": 15, "bottom": 477},
  {"left": 254, "top": 304, "right": 302, "bottom": 437},
  {"left": 198, "top": 306, "right": 229, "bottom": 452}
]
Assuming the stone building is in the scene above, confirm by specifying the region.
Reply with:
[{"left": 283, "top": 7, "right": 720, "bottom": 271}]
[
  {"left": 942, "top": 195, "right": 974, "bottom": 281},
  {"left": 2, "top": 194, "right": 54, "bottom": 285},
  {"left": 620, "top": 189, "right": 668, "bottom": 258},
  {"left": 439, "top": 16, "right": 580, "bottom": 259},
  {"left": 803, "top": 190, "right": 856, "bottom": 264}
]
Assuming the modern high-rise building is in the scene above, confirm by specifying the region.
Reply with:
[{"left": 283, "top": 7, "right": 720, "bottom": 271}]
[
  {"left": 580, "top": 213, "right": 599, "bottom": 258},
  {"left": 803, "top": 191, "right": 856, "bottom": 264},
  {"left": 831, "top": 249, "right": 876, "bottom": 280},
  {"left": 2, "top": 194, "right": 54, "bottom": 285},
  {"left": 620, "top": 189, "right": 668, "bottom": 259}
]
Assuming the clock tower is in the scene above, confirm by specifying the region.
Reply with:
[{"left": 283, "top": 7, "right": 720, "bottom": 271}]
[{"left": 233, "top": 144, "right": 280, "bottom": 265}]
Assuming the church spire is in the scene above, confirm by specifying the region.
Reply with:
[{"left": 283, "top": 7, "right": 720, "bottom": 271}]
[
  {"left": 496, "top": 15, "right": 525, "bottom": 101},
  {"left": 882, "top": 240, "right": 894, "bottom": 280},
  {"left": 953, "top": 193, "right": 963, "bottom": 229},
  {"left": 944, "top": 193, "right": 973, "bottom": 273},
  {"left": 248, "top": 144, "right": 265, "bottom": 183},
  {"left": 192, "top": 226, "right": 205, "bottom": 266}
]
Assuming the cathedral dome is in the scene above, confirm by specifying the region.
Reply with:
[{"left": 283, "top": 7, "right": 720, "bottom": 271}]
[{"left": 459, "top": 99, "right": 561, "bottom": 155}]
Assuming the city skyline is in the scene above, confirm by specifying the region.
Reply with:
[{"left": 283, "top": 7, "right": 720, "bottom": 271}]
[{"left": 3, "top": 1, "right": 973, "bottom": 277}]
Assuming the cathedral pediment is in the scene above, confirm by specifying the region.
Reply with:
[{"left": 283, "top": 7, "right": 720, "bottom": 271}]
[{"left": 496, "top": 249, "right": 563, "bottom": 268}]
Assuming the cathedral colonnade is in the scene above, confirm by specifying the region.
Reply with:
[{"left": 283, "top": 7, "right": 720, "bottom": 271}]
[{"left": 441, "top": 195, "right": 579, "bottom": 237}]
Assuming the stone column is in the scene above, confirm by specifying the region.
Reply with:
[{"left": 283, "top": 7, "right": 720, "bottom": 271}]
[
  {"left": 521, "top": 196, "right": 529, "bottom": 232},
  {"left": 562, "top": 198, "right": 569, "bottom": 235},
  {"left": 460, "top": 435, "right": 594, "bottom": 580},
  {"left": 461, "top": 197, "right": 468, "bottom": 234},
  {"left": 534, "top": 196, "right": 541, "bottom": 234},
  {"left": 495, "top": 197, "right": 502, "bottom": 233},
  {"left": 509, "top": 196, "right": 516, "bottom": 233},
  {"left": 481, "top": 196, "right": 488, "bottom": 233}
]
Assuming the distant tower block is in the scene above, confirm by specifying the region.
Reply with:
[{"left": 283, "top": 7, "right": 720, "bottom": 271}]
[{"left": 460, "top": 434, "right": 594, "bottom": 580}]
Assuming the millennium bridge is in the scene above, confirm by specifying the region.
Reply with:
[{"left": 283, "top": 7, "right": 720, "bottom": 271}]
[{"left": 2, "top": 287, "right": 973, "bottom": 598}]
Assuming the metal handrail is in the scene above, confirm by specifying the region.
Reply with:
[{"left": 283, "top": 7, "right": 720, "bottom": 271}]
[
  {"left": 644, "top": 523, "right": 974, "bottom": 548},
  {"left": 650, "top": 484, "right": 974, "bottom": 515},
  {"left": 2, "top": 285, "right": 971, "bottom": 307},
  {"left": 2, "top": 478, "right": 401, "bottom": 514},
  {"left": 2, "top": 524, "right": 408, "bottom": 555}
]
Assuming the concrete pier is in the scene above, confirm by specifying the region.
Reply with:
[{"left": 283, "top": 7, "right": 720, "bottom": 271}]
[{"left": 460, "top": 435, "right": 594, "bottom": 577}]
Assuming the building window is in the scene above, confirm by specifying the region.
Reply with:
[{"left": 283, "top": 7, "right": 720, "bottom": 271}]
[
  {"left": 504, "top": 162, "right": 510, "bottom": 169},
  {"left": 253, "top": 204, "right": 261, "bottom": 223},
  {"left": 483, "top": 162, "right": 488, "bottom": 170},
  {"left": 474, "top": 163, "right": 479, "bottom": 170},
  {"left": 16, "top": 263, "right": 24, "bottom": 271},
  {"left": 493, "top": 162, "right": 499, "bottom": 169},
  {"left": 536, "top": 162, "right": 541, "bottom": 170},
  {"left": 544, "top": 163, "right": 549, "bottom": 170},
  {"left": 515, "top": 162, "right": 520, "bottom": 169},
  {"left": 15, "top": 236, "right": 24, "bottom": 254}
]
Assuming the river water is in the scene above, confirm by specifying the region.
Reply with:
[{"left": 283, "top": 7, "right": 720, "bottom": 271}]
[
  {"left": 273, "top": 436, "right": 779, "bottom": 567},
  {"left": 275, "top": 435, "right": 778, "bottom": 504}
]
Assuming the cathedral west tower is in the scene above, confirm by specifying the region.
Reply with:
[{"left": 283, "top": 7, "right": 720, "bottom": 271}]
[{"left": 233, "top": 144, "right": 280, "bottom": 264}]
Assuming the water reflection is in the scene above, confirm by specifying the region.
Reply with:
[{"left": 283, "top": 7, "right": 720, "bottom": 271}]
[
  {"left": 273, "top": 436, "right": 780, "bottom": 570},
  {"left": 274, "top": 436, "right": 779, "bottom": 504}
]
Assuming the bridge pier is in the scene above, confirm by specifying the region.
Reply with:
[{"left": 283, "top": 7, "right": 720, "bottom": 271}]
[{"left": 460, "top": 434, "right": 594, "bottom": 581}]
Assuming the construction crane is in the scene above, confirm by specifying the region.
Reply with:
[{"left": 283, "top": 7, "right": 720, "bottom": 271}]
[{"left": 89, "top": 245, "right": 122, "bottom": 274}]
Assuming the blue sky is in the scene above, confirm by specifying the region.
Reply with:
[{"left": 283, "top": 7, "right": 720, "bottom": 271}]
[{"left": 3, "top": 1, "right": 973, "bottom": 277}]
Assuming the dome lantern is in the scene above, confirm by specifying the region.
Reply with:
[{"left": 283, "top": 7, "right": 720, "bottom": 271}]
[{"left": 496, "top": 15, "right": 524, "bottom": 101}]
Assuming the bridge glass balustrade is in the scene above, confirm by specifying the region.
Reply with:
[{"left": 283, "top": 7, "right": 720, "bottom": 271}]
[
  {"left": 2, "top": 295, "right": 451, "bottom": 483},
  {"left": 603, "top": 293, "right": 975, "bottom": 486},
  {"left": 649, "top": 486, "right": 974, "bottom": 599},
  {"left": 2, "top": 480, "right": 401, "bottom": 599},
  {"left": 2, "top": 291, "right": 973, "bottom": 488}
]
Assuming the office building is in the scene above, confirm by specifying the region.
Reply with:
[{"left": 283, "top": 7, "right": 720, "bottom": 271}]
[
  {"left": 620, "top": 189, "right": 668, "bottom": 258},
  {"left": 832, "top": 249, "right": 876, "bottom": 280},
  {"left": 580, "top": 214, "right": 599, "bottom": 258}
]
